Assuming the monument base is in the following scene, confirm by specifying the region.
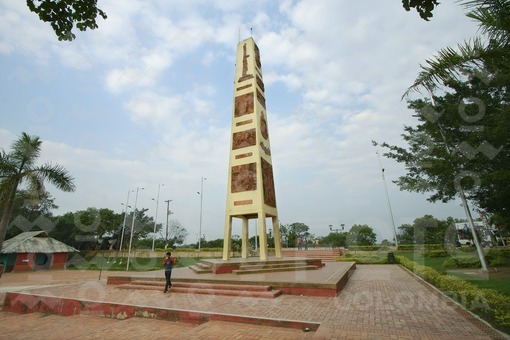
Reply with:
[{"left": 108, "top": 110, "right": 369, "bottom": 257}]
[{"left": 108, "top": 258, "right": 356, "bottom": 297}]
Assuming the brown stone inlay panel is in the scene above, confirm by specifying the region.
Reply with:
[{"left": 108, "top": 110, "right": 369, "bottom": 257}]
[
  {"left": 234, "top": 93, "right": 254, "bottom": 118},
  {"left": 232, "top": 128, "right": 256, "bottom": 150},
  {"left": 256, "top": 89, "right": 266, "bottom": 109},
  {"left": 235, "top": 152, "right": 253, "bottom": 159},
  {"left": 238, "top": 43, "right": 254, "bottom": 83},
  {"left": 261, "top": 158, "right": 276, "bottom": 207},
  {"left": 256, "top": 75, "right": 265, "bottom": 92},
  {"left": 234, "top": 199, "right": 253, "bottom": 206},
  {"left": 260, "top": 113, "right": 268, "bottom": 140},
  {"left": 236, "top": 119, "right": 253, "bottom": 127},
  {"left": 254, "top": 42, "right": 262, "bottom": 69},
  {"left": 231, "top": 163, "right": 257, "bottom": 193}
]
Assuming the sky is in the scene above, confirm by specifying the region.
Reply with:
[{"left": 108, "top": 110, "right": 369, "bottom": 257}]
[{"left": 0, "top": 1, "right": 482, "bottom": 245}]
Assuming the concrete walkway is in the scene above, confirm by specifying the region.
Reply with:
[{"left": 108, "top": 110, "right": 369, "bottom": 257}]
[{"left": 0, "top": 264, "right": 507, "bottom": 339}]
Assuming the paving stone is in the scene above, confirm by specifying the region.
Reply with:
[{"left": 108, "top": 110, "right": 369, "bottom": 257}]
[{"left": 0, "top": 265, "right": 506, "bottom": 339}]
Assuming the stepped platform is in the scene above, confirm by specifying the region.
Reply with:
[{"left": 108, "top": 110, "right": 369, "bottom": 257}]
[
  {"left": 116, "top": 281, "right": 282, "bottom": 298},
  {"left": 281, "top": 248, "right": 344, "bottom": 262},
  {"left": 189, "top": 257, "right": 323, "bottom": 275},
  {"left": 108, "top": 257, "right": 356, "bottom": 297}
]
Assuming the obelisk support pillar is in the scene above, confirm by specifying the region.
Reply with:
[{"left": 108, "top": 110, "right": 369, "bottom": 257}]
[
  {"left": 241, "top": 217, "right": 249, "bottom": 258},
  {"left": 223, "top": 215, "right": 233, "bottom": 260},
  {"left": 272, "top": 216, "right": 282, "bottom": 258},
  {"left": 258, "top": 213, "right": 268, "bottom": 260}
]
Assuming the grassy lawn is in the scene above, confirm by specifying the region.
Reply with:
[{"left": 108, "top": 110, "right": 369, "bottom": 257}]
[
  {"left": 397, "top": 251, "right": 510, "bottom": 296},
  {"left": 67, "top": 253, "right": 201, "bottom": 271}
]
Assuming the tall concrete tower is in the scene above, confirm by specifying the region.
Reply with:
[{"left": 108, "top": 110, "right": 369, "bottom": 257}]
[{"left": 222, "top": 37, "right": 282, "bottom": 261}]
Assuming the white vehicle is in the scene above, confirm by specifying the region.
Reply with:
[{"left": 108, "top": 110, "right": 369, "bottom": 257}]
[{"left": 454, "top": 221, "right": 506, "bottom": 248}]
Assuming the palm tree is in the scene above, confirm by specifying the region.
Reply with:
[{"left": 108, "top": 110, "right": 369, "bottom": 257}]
[
  {"left": 404, "top": 0, "right": 510, "bottom": 97},
  {"left": 0, "top": 132, "right": 76, "bottom": 250}
]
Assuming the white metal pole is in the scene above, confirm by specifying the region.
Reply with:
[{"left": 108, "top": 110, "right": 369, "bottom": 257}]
[
  {"left": 119, "top": 190, "right": 131, "bottom": 252},
  {"left": 152, "top": 184, "right": 163, "bottom": 251},
  {"left": 426, "top": 92, "right": 488, "bottom": 271},
  {"left": 127, "top": 187, "right": 143, "bottom": 271},
  {"left": 164, "top": 199, "right": 172, "bottom": 248},
  {"left": 382, "top": 167, "right": 399, "bottom": 248},
  {"left": 198, "top": 177, "right": 206, "bottom": 252}
]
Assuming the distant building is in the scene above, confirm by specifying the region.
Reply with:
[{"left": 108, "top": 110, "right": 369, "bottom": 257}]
[{"left": 0, "top": 231, "right": 78, "bottom": 273}]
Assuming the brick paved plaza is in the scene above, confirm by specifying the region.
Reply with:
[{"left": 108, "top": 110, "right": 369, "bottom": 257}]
[{"left": 0, "top": 264, "right": 506, "bottom": 339}]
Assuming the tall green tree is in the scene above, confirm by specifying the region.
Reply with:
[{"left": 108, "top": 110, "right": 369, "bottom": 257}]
[
  {"left": 377, "top": 65, "right": 510, "bottom": 229},
  {"left": 286, "top": 222, "right": 310, "bottom": 247},
  {"left": 398, "top": 216, "right": 455, "bottom": 246},
  {"left": 413, "top": 215, "right": 447, "bottom": 245},
  {"left": 6, "top": 189, "right": 58, "bottom": 239},
  {"left": 0, "top": 132, "right": 75, "bottom": 250},
  {"left": 347, "top": 224, "right": 377, "bottom": 246},
  {"left": 26, "top": 0, "right": 107, "bottom": 41},
  {"left": 166, "top": 220, "right": 188, "bottom": 247},
  {"left": 397, "top": 223, "right": 415, "bottom": 244},
  {"left": 50, "top": 212, "right": 77, "bottom": 247},
  {"left": 404, "top": 0, "right": 510, "bottom": 96},
  {"left": 320, "top": 232, "right": 347, "bottom": 248}
]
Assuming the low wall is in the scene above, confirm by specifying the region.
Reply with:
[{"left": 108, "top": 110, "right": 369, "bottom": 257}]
[
  {"left": 98, "top": 249, "right": 276, "bottom": 259},
  {"left": 100, "top": 250, "right": 235, "bottom": 259}
]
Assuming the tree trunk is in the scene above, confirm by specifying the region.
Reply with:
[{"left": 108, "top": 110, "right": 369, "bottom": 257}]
[{"left": 0, "top": 183, "right": 18, "bottom": 251}]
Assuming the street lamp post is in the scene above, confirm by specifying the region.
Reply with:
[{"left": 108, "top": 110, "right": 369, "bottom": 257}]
[
  {"left": 197, "top": 177, "right": 206, "bottom": 252},
  {"left": 164, "top": 199, "right": 173, "bottom": 248},
  {"left": 119, "top": 190, "right": 133, "bottom": 264},
  {"left": 329, "top": 224, "right": 344, "bottom": 233},
  {"left": 152, "top": 184, "right": 164, "bottom": 251},
  {"left": 377, "top": 153, "right": 399, "bottom": 248},
  {"left": 126, "top": 187, "right": 143, "bottom": 271},
  {"left": 419, "top": 94, "right": 487, "bottom": 271},
  {"left": 119, "top": 203, "right": 131, "bottom": 257}
]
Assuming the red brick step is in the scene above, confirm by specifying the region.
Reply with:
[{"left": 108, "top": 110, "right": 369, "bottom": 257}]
[{"left": 116, "top": 280, "right": 282, "bottom": 298}]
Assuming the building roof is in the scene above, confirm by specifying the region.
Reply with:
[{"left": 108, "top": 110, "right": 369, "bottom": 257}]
[{"left": 1, "top": 231, "right": 78, "bottom": 254}]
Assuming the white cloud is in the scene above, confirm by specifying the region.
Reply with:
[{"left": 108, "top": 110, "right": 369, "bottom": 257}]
[{"left": 1, "top": 1, "right": 477, "bottom": 243}]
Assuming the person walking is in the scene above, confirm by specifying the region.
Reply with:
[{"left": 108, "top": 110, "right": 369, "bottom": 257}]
[{"left": 163, "top": 251, "right": 175, "bottom": 293}]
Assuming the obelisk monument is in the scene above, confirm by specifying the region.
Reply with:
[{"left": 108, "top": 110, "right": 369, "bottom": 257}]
[{"left": 222, "top": 37, "right": 282, "bottom": 261}]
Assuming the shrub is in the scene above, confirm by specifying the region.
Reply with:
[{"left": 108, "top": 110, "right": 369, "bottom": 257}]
[
  {"left": 488, "top": 256, "right": 506, "bottom": 267},
  {"left": 397, "top": 244, "right": 446, "bottom": 252},
  {"left": 340, "top": 253, "right": 387, "bottom": 264},
  {"left": 457, "top": 246, "right": 476, "bottom": 253},
  {"left": 486, "top": 249, "right": 510, "bottom": 267},
  {"left": 487, "top": 248, "right": 510, "bottom": 258},
  {"left": 442, "top": 256, "right": 481, "bottom": 269},
  {"left": 424, "top": 250, "right": 450, "bottom": 258},
  {"left": 346, "top": 245, "right": 383, "bottom": 251}
]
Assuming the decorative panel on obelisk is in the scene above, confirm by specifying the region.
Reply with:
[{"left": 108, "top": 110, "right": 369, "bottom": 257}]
[{"left": 222, "top": 37, "right": 282, "bottom": 261}]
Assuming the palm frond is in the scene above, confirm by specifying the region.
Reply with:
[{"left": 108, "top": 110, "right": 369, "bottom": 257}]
[
  {"left": 403, "top": 38, "right": 492, "bottom": 97},
  {"left": 466, "top": 1, "right": 510, "bottom": 46},
  {"left": 11, "top": 132, "right": 42, "bottom": 168},
  {"left": 35, "top": 163, "right": 76, "bottom": 192}
]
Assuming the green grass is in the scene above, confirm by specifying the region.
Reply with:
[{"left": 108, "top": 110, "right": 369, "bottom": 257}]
[
  {"left": 397, "top": 252, "right": 449, "bottom": 272},
  {"left": 397, "top": 251, "right": 510, "bottom": 297},
  {"left": 67, "top": 254, "right": 201, "bottom": 271}
]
